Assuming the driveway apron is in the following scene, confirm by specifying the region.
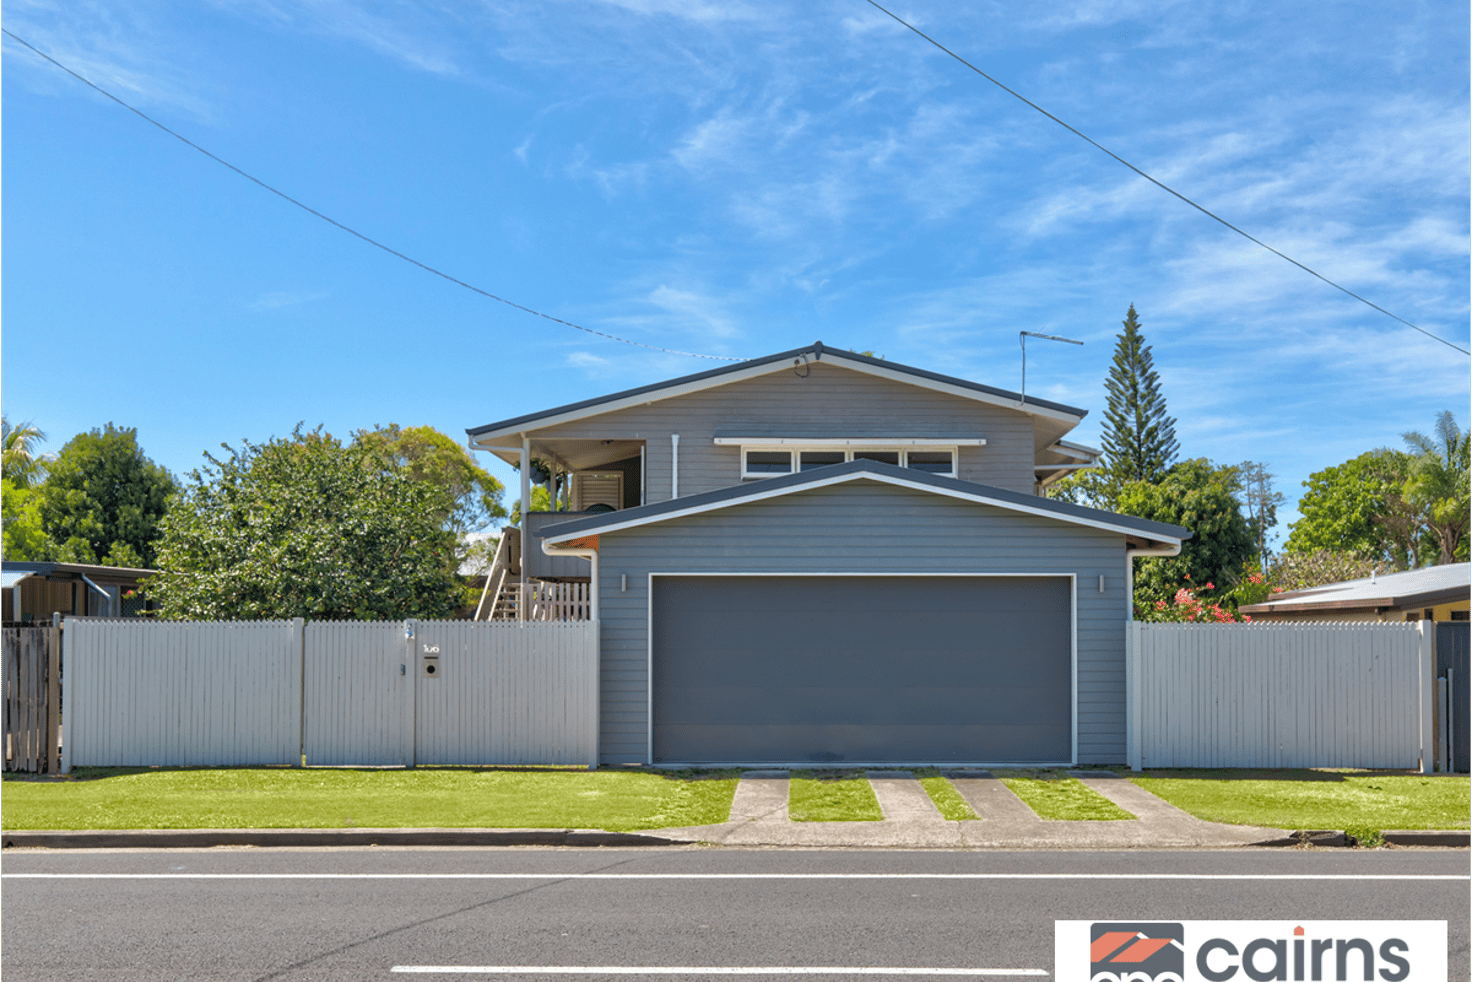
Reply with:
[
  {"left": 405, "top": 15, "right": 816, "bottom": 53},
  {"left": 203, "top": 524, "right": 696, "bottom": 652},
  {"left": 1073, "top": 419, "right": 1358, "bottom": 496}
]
[{"left": 655, "top": 769, "right": 1288, "bottom": 849}]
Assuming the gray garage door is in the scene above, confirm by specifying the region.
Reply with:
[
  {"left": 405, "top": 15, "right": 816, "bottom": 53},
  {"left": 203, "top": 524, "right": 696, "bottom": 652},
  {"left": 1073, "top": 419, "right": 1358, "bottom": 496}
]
[{"left": 651, "top": 575, "right": 1072, "bottom": 764}]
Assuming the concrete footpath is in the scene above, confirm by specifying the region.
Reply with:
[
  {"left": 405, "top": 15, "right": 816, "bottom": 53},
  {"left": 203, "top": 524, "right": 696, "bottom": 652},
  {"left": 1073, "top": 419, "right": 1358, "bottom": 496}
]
[{"left": 5, "top": 770, "right": 1467, "bottom": 850}]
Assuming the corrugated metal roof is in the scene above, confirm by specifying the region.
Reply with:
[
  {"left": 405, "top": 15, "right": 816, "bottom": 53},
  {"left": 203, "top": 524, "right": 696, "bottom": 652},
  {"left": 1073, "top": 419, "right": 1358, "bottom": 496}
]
[
  {"left": 466, "top": 342, "right": 1087, "bottom": 439},
  {"left": 1240, "top": 562, "right": 1471, "bottom": 614}
]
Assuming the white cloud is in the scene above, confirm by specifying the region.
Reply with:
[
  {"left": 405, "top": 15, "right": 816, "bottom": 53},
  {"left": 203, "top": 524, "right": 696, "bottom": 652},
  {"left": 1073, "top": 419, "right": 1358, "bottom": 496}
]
[
  {"left": 3, "top": 0, "right": 217, "bottom": 116},
  {"left": 249, "top": 290, "right": 330, "bottom": 311}
]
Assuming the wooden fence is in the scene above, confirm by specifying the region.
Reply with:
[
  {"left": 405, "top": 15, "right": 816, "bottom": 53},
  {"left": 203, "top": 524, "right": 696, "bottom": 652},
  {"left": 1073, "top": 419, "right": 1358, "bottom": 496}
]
[
  {"left": 62, "top": 616, "right": 600, "bottom": 771},
  {"left": 1131, "top": 621, "right": 1431, "bottom": 771},
  {"left": 526, "top": 581, "right": 591, "bottom": 622},
  {"left": 3, "top": 625, "right": 60, "bottom": 773}
]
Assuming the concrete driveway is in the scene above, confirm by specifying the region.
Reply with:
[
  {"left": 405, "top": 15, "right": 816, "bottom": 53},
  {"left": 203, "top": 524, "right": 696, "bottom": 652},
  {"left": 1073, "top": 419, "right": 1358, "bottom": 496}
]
[{"left": 656, "top": 769, "right": 1290, "bottom": 848}]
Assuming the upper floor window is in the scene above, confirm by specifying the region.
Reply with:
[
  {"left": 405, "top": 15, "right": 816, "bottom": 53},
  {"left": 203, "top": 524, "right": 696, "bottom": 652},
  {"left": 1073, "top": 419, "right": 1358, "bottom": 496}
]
[{"left": 738, "top": 445, "right": 957, "bottom": 479}]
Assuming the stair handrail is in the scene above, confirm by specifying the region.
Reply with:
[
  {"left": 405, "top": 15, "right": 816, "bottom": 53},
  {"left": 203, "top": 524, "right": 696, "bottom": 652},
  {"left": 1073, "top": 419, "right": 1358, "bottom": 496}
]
[{"left": 473, "top": 531, "right": 514, "bottom": 621}]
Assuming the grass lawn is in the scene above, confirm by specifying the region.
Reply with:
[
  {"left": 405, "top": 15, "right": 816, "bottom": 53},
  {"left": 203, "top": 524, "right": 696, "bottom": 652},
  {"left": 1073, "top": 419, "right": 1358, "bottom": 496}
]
[
  {"left": 1, "top": 767, "right": 739, "bottom": 832},
  {"left": 912, "top": 768, "right": 979, "bottom": 820},
  {"left": 1131, "top": 769, "right": 1471, "bottom": 841},
  {"left": 995, "top": 769, "right": 1134, "bottom": 821},
  {"left": 788, "top": 769, "right": 884, "bottom": 821}
]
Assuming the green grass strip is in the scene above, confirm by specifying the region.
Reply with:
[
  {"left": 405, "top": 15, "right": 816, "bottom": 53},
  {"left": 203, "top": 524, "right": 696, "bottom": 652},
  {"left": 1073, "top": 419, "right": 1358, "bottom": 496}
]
[
  {"left": 0, "top": 767, "right": 739, "bottom": 832},
  {"left": 788, "top": 769, "right": 884, "bottom": 822},
  {"left": 912, "top": 768, "right": 979, "bottom": 820},
  {"left": 995, "top": 769, "right": 1134, "bottom": 821},
  {"left": 1131, "top": 770, "right": 1470, "bottom": 838}
]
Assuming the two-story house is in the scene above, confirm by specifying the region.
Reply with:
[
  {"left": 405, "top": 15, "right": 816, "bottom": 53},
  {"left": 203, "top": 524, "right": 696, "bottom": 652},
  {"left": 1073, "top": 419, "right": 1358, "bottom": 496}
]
[{"left": 466, "top": 342, "right": 1188, "bottom": 768}]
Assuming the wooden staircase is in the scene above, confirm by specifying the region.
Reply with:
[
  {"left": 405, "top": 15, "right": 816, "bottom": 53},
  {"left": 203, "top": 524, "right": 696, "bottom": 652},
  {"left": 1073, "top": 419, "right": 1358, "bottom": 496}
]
[{"left": 473, "top": 531, "right": 591, "bottom": 622}]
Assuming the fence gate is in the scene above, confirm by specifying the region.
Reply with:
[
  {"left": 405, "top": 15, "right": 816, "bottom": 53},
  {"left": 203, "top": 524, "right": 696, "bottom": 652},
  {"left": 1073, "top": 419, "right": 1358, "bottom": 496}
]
[
  {"left": 303, "top": 619, "right": 599, "bottom": 767},
  {"left": 303, "top": 621, "right": 415, "bottom": 766},
  {"left": 3, "top": 625, "right": 59, "bottom": 773}
]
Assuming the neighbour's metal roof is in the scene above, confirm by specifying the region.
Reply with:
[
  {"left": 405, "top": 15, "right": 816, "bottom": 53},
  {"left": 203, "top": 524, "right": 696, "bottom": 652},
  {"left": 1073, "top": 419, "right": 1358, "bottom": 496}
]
[
  {"left": 1, "top": 570, "right": 34, "bottom": 589},
  {"left": 1239, "top": 562, "right": 1471, "bottom": 615},
  {"left": 1, "top": 560, "right": 156, "bottom": 580},
  {"left": 534, "top": 459, "right": 1191, "bottom": 546},
  {"left": 466, "top": 342, "right": 1087, "bottom": 440}
]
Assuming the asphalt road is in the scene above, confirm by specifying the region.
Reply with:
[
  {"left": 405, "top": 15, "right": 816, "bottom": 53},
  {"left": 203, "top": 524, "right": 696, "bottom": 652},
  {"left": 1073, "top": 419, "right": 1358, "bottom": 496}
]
[{"left": 2, "top": 847, "right": 1467, "bottom": 981}]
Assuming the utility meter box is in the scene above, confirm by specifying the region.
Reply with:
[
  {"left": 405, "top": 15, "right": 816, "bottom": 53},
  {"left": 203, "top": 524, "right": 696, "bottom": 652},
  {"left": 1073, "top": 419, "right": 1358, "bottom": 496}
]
[{"left": 420, "top": 642, "right": 441, "bottom": 679}]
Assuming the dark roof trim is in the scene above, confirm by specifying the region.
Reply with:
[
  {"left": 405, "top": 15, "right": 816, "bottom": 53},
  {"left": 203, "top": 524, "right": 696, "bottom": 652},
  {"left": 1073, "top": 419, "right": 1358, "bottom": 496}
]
[
  {"left": 1240, "top": 586, "right": 1471, "bottom": 615},
  {"left": 467, "top": 342, "right": 1087, "bottom": 439},
  {"left": 534, "top": 459, "right": 1189, "bottom": 545}
]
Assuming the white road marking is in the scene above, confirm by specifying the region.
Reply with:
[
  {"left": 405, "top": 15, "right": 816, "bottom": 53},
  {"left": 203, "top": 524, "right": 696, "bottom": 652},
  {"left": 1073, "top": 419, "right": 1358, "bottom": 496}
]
[
  {"left": 3, "top": 872, "right": 1464, "bottom": 881},
  {"left": 390, "top": 968, "right": 1048, "bottom": 976}
]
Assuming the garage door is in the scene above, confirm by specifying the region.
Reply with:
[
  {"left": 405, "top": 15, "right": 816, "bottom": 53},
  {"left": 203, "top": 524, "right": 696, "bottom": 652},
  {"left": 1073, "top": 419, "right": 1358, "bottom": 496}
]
[{"left": 651, "top": 575, "right": 1072, "bottom": 764}]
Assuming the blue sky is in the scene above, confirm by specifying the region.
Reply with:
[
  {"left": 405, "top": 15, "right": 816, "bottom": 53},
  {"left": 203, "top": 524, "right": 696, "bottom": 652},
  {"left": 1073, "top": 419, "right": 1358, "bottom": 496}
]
[{"left": 4, "top": 0, "right": 1468, "bottom": 548}]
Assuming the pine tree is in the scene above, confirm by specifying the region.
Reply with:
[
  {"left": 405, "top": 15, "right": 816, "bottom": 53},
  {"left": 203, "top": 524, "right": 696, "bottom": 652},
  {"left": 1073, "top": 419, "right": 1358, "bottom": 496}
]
[{"left": 1101, "top": 305, "right": 1178, "bottom": 484}]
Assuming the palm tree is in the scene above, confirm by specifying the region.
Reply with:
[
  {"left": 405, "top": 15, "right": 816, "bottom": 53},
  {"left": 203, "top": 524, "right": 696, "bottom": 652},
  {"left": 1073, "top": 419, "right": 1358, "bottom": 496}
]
[
  {"left": 1, "top": 415, "right": 50, "bottom": 488},
  {"left": 1402, "top": 411, "right": 1471, "bottom": 565}
]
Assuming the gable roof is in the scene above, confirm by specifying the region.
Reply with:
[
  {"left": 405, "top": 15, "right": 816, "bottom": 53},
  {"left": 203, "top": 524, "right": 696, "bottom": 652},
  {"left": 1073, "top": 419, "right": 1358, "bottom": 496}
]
[
  {"left": 1239, "top": 562, "right": 1470, "bottom": 616},
  {"left": 535, "top": 459, "right": 1189, "bottom": 548},
  {"left": 467, "top": 341, "right": 1087, "bottom": 446}
]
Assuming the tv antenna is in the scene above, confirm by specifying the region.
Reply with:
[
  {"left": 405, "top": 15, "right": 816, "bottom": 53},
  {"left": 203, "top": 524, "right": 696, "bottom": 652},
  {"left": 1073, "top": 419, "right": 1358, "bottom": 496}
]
[{"left": 1019, "top": 331, "right": 1083, "bottom": 405}]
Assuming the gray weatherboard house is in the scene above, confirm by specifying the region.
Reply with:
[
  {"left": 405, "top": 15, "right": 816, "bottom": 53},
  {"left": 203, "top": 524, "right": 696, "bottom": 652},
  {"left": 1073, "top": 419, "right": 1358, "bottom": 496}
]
[{"left": 467, "top": 342, "right": 1189, "bottom": 768}]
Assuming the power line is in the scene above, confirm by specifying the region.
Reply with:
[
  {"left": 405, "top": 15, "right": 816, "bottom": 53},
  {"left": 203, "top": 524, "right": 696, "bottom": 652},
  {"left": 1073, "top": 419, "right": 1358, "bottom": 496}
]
[
  {"left": 1, "top": 29, "right": 744, "bottom": 363},
  {"left": 864, "top": 0, "right": 1470, "bottom": 357}
]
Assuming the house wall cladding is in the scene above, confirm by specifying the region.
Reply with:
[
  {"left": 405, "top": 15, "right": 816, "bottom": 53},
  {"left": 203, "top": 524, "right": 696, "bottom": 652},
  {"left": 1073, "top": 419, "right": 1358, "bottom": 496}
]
[
  {"left": 1133, "top": 622, "right": 1428, "bottom": 769},
  {"left": 529, "top": 360, "right": 1042, "bottom": 499},
  {"left": 62, "top": 618, "right": 599, "bottom": 770},
  {"left": 592, "top": 479, "right": 1130, "bottom": 766}
]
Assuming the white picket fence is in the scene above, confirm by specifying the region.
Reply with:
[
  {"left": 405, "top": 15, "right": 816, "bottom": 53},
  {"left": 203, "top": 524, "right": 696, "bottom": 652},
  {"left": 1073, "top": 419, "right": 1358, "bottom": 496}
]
[
  {"left": 62, "top": 617, "right": 600, "bottom": 771},
  {"left": 1130, "top": 621, "right": 1433, "bottom": 770}
]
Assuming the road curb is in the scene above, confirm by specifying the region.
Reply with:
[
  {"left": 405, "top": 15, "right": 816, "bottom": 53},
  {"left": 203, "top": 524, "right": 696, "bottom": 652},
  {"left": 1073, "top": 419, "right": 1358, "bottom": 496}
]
[
  {"left": 2, "top": 828, "right": 692, "bottom": 850},
  {"left": 1251, "top": 830, "right": 1353, "bottom": 848},
  {"left": 1381, "top": 830, "right": 1471, "bottom": 848}
]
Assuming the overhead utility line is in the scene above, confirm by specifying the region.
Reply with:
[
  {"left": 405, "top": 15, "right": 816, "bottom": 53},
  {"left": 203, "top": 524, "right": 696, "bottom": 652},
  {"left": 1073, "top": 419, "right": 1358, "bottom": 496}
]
[
  {"left": 2, "top": 29, "right": 742, "bottom": 363},
  {"left": 863, "top": 1, "right": 1469, "bottom": 356}
]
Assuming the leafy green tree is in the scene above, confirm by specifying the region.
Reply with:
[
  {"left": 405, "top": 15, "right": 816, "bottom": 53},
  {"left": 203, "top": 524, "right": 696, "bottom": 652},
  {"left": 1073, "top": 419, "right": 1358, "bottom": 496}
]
[
  {"left": 2, "top": 415, "right": 52, "bottom": 488},
  {"left": 1401, "top": 411, "right": 1470, "bottom": 565},
  {"left": 34, "top": 423, "right": 176, "bottom": 568},
  {"left": 1101, "top": 305, "right": 1178, "bottom": 486},
  {"left": 1285, "top": 450, "right": 1432, "bottom": 570},
  {"left": 1, "top": 479, "right": 48, "bottom": 560},
  {"left": 1116, "top": 458, "right": 1256, "bottom": 613},
  {"left": 506, "top": 485, "right": 554, "bottom": 525},
  {"left": 352, "top": 424, "right": 506, "bottom": 535},
  {"left": 148, "top": 427, "right": 461, "bottom": 620},
  {"left": 1268, "top": 549, "right": 1379, "bottom": 592}
]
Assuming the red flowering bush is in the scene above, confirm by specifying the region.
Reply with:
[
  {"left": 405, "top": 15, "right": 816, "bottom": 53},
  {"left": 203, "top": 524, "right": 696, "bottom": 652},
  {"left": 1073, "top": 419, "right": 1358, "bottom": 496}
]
[{"left": 1138, "top": 585, "right": 1250, "bottom": 623}]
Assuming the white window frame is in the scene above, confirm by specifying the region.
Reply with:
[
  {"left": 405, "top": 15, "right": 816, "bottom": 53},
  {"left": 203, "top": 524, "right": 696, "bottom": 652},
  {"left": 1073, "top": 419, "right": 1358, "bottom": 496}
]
[{"left": 736, "top": 443, "right": 964, "bottom": 480}]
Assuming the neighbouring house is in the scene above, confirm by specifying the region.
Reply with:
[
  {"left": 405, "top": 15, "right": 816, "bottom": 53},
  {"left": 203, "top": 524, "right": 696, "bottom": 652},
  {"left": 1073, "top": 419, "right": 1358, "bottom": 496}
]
[
  {"left": 1, "top": 560, "right": 157, "bottom": 623},
  {"left": 1239, "top": 563, "right": 1471, "bottom": 624},
  {"left": 466, "top": 342, "right": 1189, "bottom": 767}
]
